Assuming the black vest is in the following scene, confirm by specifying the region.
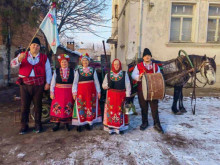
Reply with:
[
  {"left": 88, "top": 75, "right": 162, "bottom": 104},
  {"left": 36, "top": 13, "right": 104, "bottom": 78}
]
[
  {"left": 56, "top": 68, "right": 74, "bottom": 84},
  {"left": 107, "top": 71, "right": 126, "bottom": 90},
  {"left": 78, "top": 68, "right": 94, "bottom": 82}
]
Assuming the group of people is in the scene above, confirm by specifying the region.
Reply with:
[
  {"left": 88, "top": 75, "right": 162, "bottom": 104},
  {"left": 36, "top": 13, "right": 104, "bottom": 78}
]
[{"left": 11, "top": 37, "right": 164, "bottom": 135}]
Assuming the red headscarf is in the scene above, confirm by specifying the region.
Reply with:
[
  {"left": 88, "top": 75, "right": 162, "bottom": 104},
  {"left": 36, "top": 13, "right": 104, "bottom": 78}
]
[{"left": 111, "top": 59, "right": 122, "bottom": 73}]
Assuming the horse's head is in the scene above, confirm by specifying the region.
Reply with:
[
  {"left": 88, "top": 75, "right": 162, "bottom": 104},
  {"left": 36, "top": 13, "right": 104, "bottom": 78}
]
[{"left": 200, "top": 55, "right": 216, "bottom": 85}]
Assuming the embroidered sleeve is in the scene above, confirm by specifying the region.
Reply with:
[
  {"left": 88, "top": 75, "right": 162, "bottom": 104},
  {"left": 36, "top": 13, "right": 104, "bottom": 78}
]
[
  {"left": 72, "top": 70, "right": 79, "bottom": 95},
  {"left": 10, "top": 55, "right": 21, "bottom": 68},
  {"left": 50, "top": 71, "right": 56, "bottom": 93},
  {"left": 131, "top": 65, "right": 140, "bottom": 81},
  {"left": 93, "top": 70, "right": 101, "bottom": 93},
  {"left": 102, "top": 74, "right": 108, "bottom": 90},
  {"left": 125, "top": 72, "right": 131, "bottom": 97},
  {"left": 45, "top": 58, "right": 52, "bottom": 84}
]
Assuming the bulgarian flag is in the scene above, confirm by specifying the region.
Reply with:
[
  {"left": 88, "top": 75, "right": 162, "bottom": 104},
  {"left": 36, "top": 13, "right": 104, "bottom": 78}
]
[{"left": 39, "top": 2, "right": 60, "bottom": 54}]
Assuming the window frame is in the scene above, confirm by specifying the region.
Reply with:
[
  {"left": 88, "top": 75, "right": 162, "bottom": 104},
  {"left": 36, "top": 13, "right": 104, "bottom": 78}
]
[
  {"left": 169, "top": 3, "right": 196, "bottom": 43},
  {"left": 207, "top": 4, "right": 220, "bottom": 43}
]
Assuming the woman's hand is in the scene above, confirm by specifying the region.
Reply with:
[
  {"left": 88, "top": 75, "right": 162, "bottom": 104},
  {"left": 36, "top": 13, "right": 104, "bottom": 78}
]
[
  {"left": 50, "top": 93, "right": 55, "bottom": 100},
  {"left": 98, "top": 93, "right": 101, "bottom": 100},
  {"left": 73, "top": 95, "right": 77, "bottom": 100}
]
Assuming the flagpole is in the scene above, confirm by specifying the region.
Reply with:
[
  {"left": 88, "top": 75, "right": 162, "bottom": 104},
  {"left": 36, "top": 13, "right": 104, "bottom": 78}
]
[{"left": 24, "top": 2, "right": 55, "bottom": 53}]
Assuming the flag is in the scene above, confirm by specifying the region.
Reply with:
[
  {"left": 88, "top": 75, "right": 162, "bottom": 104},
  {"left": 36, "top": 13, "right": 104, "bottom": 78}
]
[{"left": 39, "top": 3, "right": 60, "bottom": 54}]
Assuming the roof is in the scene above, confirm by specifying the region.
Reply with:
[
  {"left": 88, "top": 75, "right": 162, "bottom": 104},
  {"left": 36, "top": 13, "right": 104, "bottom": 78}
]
[{"left": 58, "top": 45, "right": 82, "bottom": 56}]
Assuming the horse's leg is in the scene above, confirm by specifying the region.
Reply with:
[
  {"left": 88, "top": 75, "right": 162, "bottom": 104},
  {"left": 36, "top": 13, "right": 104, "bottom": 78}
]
[
  {"left": 179, "top": 86, "right": 187, "bottom": 113},
  {"left": 172, "top": 86, "right": 183, "bottom": 115}
]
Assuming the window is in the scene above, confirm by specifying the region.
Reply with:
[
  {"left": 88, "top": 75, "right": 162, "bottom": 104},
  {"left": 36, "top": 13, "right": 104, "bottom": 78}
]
[
  {"left": 170, "top": 4, "right": 194, "bottom": 42},
  {"left": 207, "top": 5, "right": 220, "bottom": 42}
]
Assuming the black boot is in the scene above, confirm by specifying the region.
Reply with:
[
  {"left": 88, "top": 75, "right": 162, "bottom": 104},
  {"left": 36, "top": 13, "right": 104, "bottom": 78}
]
[
  {"left": 154, "top": 123, "right": 164, "bottom": 134},
  {"left": 85, "top": 124, "right": 93, "bottom": 131},
  {"left": 52, "top": 123, "right": 60, "bottom": 132},
  {"left": 140, "top": 121, "right": 149, "bottom": 131},
  {"left": 77, "top": 126, "right": 83, "bottom": 132},
  {"left": 19, "top": 124, "right": 29, "bottom": 135},
  {"left": 65, "top": 123, "right": 70, "bottom": 131},
  {"left": 119, "top": 131, "right": 124, "bottom": 134},
  {"left": 34, "top": 125, "right": 43, "bottom": 133}
]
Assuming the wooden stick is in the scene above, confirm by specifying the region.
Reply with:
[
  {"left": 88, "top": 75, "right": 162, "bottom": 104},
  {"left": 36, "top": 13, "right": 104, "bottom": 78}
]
[{"left": 24, "top": 28, "right": 41, "bottom": 53}]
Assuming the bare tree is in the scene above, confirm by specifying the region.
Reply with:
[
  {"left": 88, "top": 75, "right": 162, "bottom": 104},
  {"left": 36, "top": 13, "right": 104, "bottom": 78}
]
[{"left": 37, "top": 0, "right": 110, "bottom": 36}]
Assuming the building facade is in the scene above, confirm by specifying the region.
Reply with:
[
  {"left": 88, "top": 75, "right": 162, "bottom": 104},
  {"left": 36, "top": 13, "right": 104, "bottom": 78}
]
[{"left": 108, "top": 0, "right": 220, "bottom": 88}]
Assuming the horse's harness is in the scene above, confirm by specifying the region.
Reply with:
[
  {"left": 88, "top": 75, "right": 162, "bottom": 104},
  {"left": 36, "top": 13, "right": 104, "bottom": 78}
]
[{"left": 178, "top": 50, "right": 213, "bottom": 115}]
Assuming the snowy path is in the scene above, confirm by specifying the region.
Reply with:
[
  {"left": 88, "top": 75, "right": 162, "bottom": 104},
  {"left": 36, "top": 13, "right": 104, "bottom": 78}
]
[
  {"left": 0, "top": 95, "right": 219, "bottom": 165},
  {"left": 46, "top": 95, "right": 220, "bottom": 165}
]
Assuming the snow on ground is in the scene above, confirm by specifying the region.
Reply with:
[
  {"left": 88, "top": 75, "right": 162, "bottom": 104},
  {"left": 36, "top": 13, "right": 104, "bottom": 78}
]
[{"left": 46, "top": 95, "right": 220, "bottom": 165}]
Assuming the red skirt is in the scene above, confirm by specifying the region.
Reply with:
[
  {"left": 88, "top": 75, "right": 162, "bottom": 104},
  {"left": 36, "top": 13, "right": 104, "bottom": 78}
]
[
  {"left": 72, "top": 80, "right": 102, "bottom": 125},
  {"left": 103, "top": 89, "right": 129, "bottom": 134},
  {"left": 50, "top": 84, "right": 74, "bottom": 123}
]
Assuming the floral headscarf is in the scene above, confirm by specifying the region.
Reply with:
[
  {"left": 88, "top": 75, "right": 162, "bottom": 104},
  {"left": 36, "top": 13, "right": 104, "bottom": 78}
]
[{"left": 111, "top": 59, "right": 122, "bottom": 73}]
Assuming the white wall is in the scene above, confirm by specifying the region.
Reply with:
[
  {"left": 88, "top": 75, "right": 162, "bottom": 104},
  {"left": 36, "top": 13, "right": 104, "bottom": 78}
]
[{"left": 110, "top": 0, "right": 220, "bottom": 88}]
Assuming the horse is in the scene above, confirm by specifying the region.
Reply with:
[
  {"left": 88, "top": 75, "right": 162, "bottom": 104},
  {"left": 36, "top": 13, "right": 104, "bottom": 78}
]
[{"left": 128, "top": 52, "right": 217, "bottom": 115}]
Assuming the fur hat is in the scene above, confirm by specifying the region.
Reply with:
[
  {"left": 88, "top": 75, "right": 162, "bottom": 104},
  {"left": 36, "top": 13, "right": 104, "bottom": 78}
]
[
  {"left": 31, "top": 37, "right": 41, "bottom": 46},
  {"left": 143, "top": 48, "right": 152, "bottom": 57}
]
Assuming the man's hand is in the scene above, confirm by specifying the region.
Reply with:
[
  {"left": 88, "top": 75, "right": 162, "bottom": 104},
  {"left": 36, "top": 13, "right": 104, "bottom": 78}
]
[
  {"left": 50, "top": 93, "right": 55, "bottom": 100},
  {"left": 18, "top": 53, "right": 26, "bottom": 63},
  {"left": 73, "top": 95, "right": 77, "bottom": 100},
  {"left": 44, "top": 83, "right": 50, "bottom": 90},
  {"left": 139, "top": 73, "right": 144, "bottom": 80}
]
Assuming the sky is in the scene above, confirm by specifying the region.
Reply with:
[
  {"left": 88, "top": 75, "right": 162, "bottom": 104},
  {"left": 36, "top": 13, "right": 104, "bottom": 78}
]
[{"left": 68, "top": 3, "right": 112, "bottom": 48}]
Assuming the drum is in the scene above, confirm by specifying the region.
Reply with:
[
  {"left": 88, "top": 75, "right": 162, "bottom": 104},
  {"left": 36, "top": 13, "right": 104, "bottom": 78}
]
[{"left": 142, "top": 73, "right": 165, "bottom": 101}]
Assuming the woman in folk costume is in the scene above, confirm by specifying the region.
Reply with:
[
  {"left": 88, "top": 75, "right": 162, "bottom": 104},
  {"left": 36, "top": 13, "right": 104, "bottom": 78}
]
[
  {"left": 102, "top": 59, "right": 131, "bottom": 135},
  {"left": 50, "top": 54, "right": 74, "bottom": 131},
  {"left": 72, "top": 53, "right": 101, "bottom": 132}
]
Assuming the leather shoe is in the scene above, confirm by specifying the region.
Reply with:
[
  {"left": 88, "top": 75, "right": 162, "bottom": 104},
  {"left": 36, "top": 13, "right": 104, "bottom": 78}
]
[
  {"left": 77, "top": 126, "right": 83, "bottom": 132},
  {"left": 140, "top": 122, "right": 149, "bottom": 131},
  {"left": 34, "top": 125, "right": 43, "bottom": 133},
  {"left": 154, "top": 123, "right": 164, "bottom": 134},
  {"left": 65, "top": 123, "right": 70, "bottom": 131},
  {"left": 19, "top": 125, "right": 29, "bottom": 135},
  {"left": 52, "top": 123, "right": 60, "bottom": 132}
]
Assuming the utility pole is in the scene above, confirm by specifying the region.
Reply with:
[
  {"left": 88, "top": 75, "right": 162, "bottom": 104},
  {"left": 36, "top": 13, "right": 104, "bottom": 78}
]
[{"left": 138, "top": 0, "right": 144, "bottom": 59}]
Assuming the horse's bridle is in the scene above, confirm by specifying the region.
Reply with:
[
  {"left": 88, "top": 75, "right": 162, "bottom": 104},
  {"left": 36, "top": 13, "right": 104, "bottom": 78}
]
[{"left": 196, "top": 60, "right": 214, "bottom": 86}]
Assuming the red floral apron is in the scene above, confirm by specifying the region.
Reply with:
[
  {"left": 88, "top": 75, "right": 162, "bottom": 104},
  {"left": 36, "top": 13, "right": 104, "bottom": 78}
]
[
  {"left": 50, "top": 84, "right": 73, "bottom": 123},
  {"left": 103, "top": 89, "right": 129, "bottom": 133},
  {"left": 72, "top": 81, "right": 102, "bottom": 125}
]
